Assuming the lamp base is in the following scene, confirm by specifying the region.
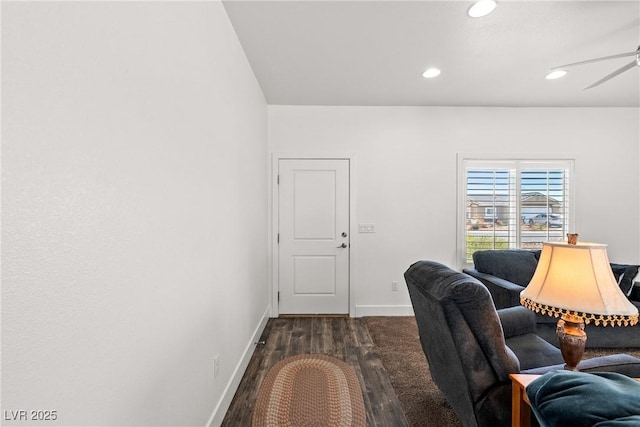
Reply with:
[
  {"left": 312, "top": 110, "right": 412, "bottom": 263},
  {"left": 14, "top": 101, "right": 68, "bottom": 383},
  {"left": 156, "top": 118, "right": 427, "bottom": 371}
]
[{"left": 556, "top": 317, "right": 587, "bottom": 371}]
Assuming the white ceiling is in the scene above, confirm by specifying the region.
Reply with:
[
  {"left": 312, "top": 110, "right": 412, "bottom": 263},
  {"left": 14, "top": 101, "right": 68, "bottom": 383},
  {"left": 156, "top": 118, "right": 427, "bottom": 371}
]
[{"left": 222, "top": 0, "right": 640, "bottom": 107}]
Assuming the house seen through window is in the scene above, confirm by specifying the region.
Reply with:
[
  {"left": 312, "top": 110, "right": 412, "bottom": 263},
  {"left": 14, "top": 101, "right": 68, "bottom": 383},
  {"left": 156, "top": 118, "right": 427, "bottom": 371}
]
[{"left": 461, "top": 159, "right": 573, "bottom": 264}]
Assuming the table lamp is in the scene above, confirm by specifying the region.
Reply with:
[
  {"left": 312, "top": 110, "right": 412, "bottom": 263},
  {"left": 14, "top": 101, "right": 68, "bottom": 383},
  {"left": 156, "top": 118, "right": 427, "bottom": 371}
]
[{"left": 520, "top": 240, "right": 638, "bottom": 371}]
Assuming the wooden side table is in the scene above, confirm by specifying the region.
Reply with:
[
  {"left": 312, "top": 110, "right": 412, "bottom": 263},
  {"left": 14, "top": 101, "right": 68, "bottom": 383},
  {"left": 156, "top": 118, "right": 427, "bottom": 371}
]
[{"left": 509, "top": 374, "right": 540, "bottom": 427}]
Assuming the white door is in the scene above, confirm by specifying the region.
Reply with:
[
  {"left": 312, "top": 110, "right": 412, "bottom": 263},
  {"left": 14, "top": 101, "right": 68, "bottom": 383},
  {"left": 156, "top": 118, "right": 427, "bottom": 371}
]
[{"left": 278, "top": 159, "right": 350, "bottom": 314}]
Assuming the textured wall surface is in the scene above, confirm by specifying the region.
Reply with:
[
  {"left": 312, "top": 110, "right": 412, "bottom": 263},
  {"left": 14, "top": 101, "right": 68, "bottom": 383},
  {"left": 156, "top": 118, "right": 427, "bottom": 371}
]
[
  {"left": 268, "top": 106, "right": 640, "bottom": 314},
  {"left": 2, "top": 2, "right": 268, "bottom": 426}
]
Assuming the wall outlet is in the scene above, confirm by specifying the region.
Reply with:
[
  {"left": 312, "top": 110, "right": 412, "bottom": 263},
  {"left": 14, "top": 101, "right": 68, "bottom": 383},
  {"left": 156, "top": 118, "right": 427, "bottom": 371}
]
[
  {"left": 213, "top": 354, "right": 220, "bottom": 379},
  {"left": 391, "top": 281, "right": 399, "bottom": 292}
]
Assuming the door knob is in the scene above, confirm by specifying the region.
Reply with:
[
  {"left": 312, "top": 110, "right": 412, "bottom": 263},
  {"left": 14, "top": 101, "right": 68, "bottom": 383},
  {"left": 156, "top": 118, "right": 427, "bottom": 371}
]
[
  {"left": 337, "top": 243, "right": 347, "bottom": 248},
  {"left": 342, "top": 232, "right": 348, "bottom": 237}
]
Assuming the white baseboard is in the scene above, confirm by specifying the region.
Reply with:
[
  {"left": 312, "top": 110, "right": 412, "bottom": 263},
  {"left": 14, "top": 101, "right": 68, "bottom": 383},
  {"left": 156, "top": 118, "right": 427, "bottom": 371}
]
[
  {"left": 206, "top": 306, "right": 270, "bottom": 427},
  {"left": 354, "top": 304, "right": 414, "bottom": 317}
]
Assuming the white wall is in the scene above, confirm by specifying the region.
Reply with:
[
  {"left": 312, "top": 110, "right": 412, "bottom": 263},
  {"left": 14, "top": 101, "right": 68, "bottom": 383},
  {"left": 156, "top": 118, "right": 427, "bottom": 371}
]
[
  {"left": 268, "top": 106, "right": 640, "bottom": 316},
  {"left": 2, "top": 2, "right": 268, "bottom": 426}
]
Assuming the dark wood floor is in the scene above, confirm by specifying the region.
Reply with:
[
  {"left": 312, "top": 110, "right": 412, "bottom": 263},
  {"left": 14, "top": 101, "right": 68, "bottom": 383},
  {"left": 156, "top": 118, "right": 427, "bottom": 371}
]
[{"left": 221, "top": 316, "right": 409, "bottom": 426}]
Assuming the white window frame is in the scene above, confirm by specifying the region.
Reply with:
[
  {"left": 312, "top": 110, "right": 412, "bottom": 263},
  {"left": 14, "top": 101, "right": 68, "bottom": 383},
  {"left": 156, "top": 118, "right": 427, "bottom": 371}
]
[{"left": 457, "top": 154, "right": 575, "bottom": 268}]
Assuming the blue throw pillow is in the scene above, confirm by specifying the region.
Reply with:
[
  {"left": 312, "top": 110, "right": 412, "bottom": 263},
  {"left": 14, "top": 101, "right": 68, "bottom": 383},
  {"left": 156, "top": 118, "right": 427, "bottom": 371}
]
[
  {"left": 610, "top": 264, "right": 640, "bottom": 296},
  {"left": 526, "top": 371, "right": 640, "bottom": 427}
]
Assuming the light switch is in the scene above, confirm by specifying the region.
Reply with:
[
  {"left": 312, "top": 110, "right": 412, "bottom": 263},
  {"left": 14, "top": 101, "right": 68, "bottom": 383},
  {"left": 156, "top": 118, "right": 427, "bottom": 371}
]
[{"left": 358, "top": 223, "right": 376, "bottom": 233}]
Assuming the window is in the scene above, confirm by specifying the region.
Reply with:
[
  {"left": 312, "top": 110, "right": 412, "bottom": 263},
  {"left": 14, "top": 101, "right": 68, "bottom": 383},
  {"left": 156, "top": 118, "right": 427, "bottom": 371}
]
[{"left": 460, "top": 158, "right": 573, "bottom": 264}]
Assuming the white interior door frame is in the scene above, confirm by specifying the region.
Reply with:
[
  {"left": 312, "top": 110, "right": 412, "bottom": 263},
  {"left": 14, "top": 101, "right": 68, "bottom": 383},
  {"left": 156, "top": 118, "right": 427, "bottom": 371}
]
[{"left": 270, "top": 153, "right": 357, "bottom": 318}]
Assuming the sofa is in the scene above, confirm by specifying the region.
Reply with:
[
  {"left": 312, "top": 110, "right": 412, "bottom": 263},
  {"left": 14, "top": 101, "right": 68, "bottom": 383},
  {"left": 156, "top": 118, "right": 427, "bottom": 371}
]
[
  {"left": 405, "top": 260, "right": 640, "bottom": 427},
  {"left": 463, "top": 249, "right": 640, "bottom": 348}
]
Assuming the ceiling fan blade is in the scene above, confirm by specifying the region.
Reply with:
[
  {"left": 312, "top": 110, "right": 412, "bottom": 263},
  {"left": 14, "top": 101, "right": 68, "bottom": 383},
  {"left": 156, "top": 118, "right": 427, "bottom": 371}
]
[
  {"left": 552, "top": 50, "right": 637, "bottom": 70},
  {"left": 584, "top": 60, "right": 637, "bottom": 90}
]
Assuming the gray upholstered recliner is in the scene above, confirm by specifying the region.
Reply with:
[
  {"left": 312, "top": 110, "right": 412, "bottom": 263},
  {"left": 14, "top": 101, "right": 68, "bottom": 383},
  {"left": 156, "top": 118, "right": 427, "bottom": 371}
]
[{"left": 404, "top": 260, "right": 640, "bottom": 427}]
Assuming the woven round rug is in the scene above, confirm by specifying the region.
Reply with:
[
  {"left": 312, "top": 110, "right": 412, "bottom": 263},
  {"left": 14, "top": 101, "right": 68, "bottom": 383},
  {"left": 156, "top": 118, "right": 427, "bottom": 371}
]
[{"left": 252, "top": 353, "right": 366, "bottom": 427}]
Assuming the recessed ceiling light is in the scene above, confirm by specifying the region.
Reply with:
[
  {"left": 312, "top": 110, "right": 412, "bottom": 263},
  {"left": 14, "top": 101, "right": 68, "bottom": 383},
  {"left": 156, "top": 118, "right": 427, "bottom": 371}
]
[
  {"left": 467, "top": 0, "right": 497, "bottom": 18},
  {"left": 422, "top": 68, "right": 441, "bottom": 79},
  {"left": 545, "top": 70, "right": 567, "bottom": 80}
]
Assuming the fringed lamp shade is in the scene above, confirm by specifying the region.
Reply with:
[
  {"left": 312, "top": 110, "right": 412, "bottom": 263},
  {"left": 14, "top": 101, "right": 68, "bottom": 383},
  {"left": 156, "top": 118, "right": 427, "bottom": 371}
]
[{"left": 520, "top": 242, "right": 638, "bottom": 327}]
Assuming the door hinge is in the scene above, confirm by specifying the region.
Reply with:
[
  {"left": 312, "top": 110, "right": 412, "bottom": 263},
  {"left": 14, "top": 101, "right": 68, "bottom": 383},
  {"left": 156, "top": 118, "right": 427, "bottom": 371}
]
[
  {"left": 277, "top": 233, "right": 280, "bottom": 243},
  {"left": 277, "top": 292, "right": 280, "bottom": 302},
  {"left": 277, "top": 175, "right": 280, "bottom": 185}
]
